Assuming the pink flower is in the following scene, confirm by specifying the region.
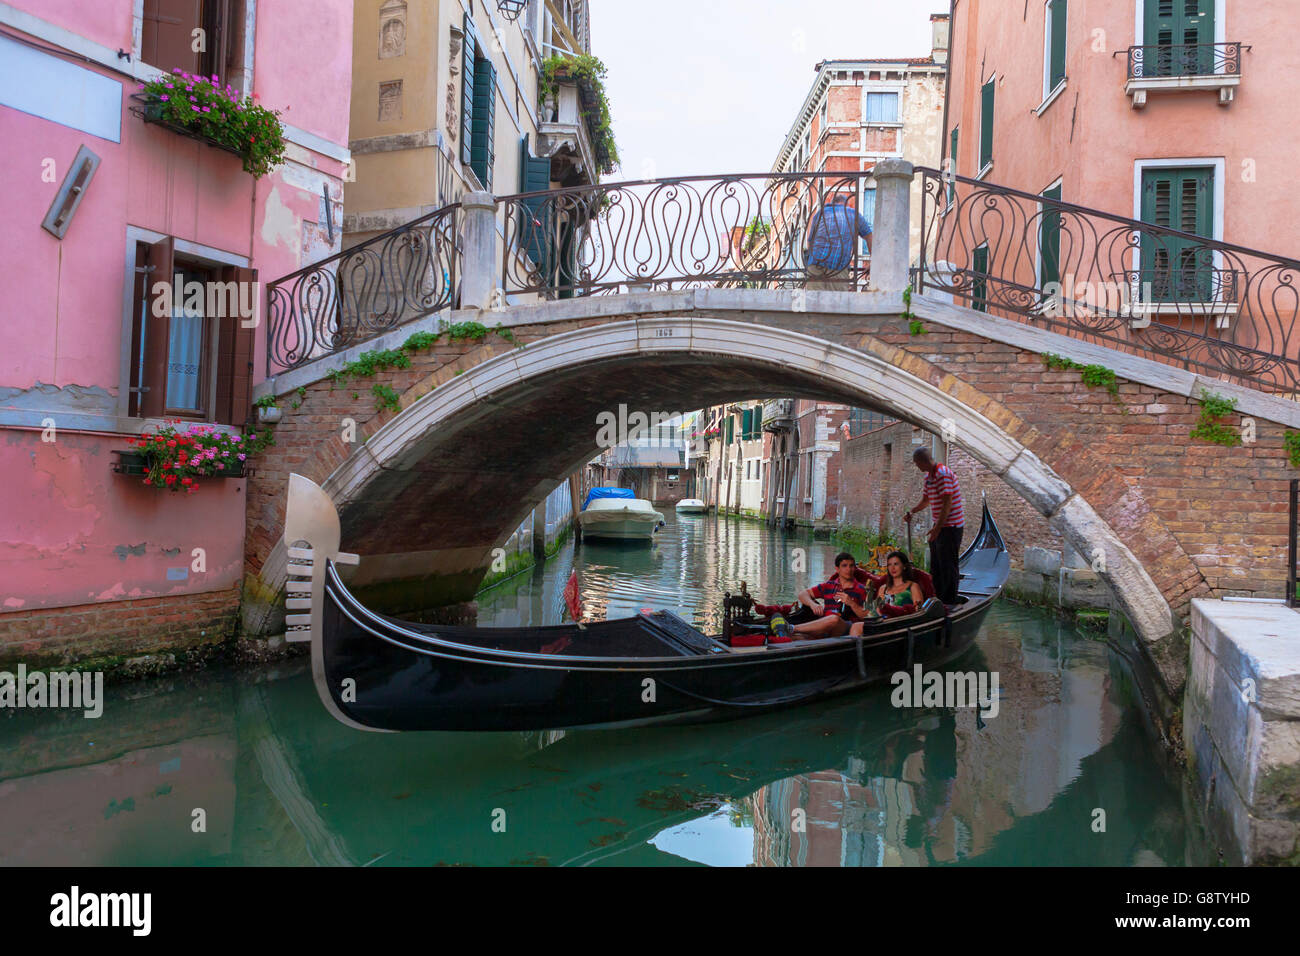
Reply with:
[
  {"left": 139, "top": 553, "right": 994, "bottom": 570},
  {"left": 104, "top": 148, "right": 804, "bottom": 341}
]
[
  {"left": 160, "top": 95, "right": 169, "bottom": 101},
  {"left": 216, "top": 463, "right": 225, "bottom": 470},
  {"left": 192, "top": 106, "right": 201, "bottom": 112},
  {"left": 172, "top": 68, "right": 181, "bottom": 73},
  {"left": 237, "top": 453, "right": 247, "bottom": 461}
]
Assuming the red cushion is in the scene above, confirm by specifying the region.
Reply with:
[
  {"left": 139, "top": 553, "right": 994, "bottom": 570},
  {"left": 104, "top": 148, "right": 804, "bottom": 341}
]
[
  {"left": 730, "top": 633, "right": 766, "bottom": 647},
  {"left": 911, "top": 569, "right": 937, "bottom": 601}
]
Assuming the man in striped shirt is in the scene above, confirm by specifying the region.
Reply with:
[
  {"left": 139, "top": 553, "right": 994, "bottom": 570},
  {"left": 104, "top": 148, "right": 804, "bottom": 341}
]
[{"left": 905, "top": 448, "right": 965, "bottom": 605}]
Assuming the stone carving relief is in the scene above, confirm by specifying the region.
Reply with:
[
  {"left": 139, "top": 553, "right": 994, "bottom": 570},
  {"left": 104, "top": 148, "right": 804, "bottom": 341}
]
[
  {"left": 379, "top": 80, "right": 402, "bottom": 122},
  {"left": 379, "top": 0, "right": 407, "bottom": 59},
  {"left": 446, "top": 27, "right": 464, "bottom": 140}
]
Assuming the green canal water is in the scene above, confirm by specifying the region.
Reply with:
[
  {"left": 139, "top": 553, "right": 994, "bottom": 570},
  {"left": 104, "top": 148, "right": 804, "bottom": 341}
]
[{"left": 0, "top": 513, "right": 1208, "bottom": 866}]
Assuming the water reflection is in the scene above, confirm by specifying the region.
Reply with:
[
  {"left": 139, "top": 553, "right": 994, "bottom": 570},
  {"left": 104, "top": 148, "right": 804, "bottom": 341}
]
[{"left": 0, "top": 515, "right": 1202, "bottom": 866}]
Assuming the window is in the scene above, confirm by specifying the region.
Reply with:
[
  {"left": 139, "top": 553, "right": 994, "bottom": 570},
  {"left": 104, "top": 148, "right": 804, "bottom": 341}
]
[
  {"left": 725, "top": 414, "right": 734, "bottom": 444},
  {"left": 128, "top": 236, "right": 255, "bottom": 423},
  {"left": 860, "top": 183, "right": 876, "bottom": 256},
  {"left": 1044, "top": 0, "right": 1068, "bottom": 97},
  {"left": 979, "top": 77, "right": 995, "bottom": 172},
  {"left": 971, "top": 244, "right": 990, "bottom": 312},
  {"left": 865, "top": 91, "right": 899, "bottom": 124},
  {"left": 1144, "top": 0, "right": 1215, "bottom": 77},
  {"left": 1040, "top": 182, "right": 1062, "bottom": 290},
  {"left": 461, "top": 14, "right": 497, "bottom": 189},
  {"left": 141, "top": 0, "right": 245, "bottom": 86},
  {"left": 1140, "top": 165, "right": 1215, "bottom": 302}
]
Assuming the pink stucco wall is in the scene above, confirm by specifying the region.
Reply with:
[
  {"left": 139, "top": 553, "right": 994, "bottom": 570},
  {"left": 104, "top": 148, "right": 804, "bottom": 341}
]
[
  {"left": 947, "top": 0, "right": 1300, "bottom": 245},
  {"left": 1, "top": 0, "right": 352, "bottom": 618}
]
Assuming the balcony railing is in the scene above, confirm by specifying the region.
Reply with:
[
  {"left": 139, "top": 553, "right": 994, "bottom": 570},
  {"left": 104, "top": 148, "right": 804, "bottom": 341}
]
[
  {"left": 915, "top": 167, "right": 1300, "bottom": 394},
  {"left": 762, "top": 399, "right": 795, "bottom": 431},
  {"left": 499, "top": 172, "right": 872, "bottom": 298},
  {"left": 1126, "top": 41, "right": 1243, "bottom": 79},
  {"left": 265, "top": 202, "right": 461, "bottom": 375}
]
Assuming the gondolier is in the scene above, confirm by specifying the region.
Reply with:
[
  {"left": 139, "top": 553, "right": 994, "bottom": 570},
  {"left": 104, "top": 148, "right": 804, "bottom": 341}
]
[{"left": 905, "top": 447, "right": 965, "bottom": 605}]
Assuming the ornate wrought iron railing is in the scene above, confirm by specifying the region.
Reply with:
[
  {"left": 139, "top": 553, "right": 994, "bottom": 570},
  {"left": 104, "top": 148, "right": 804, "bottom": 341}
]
[
  {"left": 914, "top": 167, "right": 1300, "bottom": 394},
  {"left": 1127, "top": 41, "right": 1244, "bottom": 79},
  {"left": 265, "top": 202, "right": 461, "bottom": 375},
  {"left": 499, "top": 172, "right": 873, "bottom": 297}
]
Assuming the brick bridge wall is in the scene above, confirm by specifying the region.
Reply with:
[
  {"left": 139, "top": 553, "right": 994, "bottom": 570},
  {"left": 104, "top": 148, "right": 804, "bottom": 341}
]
[{"left": 245, "top": 301, "right": 1298, "bottom": 700}]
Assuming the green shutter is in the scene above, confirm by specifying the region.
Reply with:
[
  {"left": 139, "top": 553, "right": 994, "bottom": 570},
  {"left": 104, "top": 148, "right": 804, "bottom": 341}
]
[
  {"left": 972, "top": 245, "right": 989, "bottom": 312},
  {"left": 461, "top": 15, "right": 478, "bottom": 166},
  {"left": 1145, "top": 0, "right": 1215, "bottom": 76},
  {"left": 470, "top": 56, "right": 496, "bottom": 189},
  {"left": 1140, "top": 166, "right": 1214, "bottom": 302},
  {"left": 1040, "top": 183, "right": 1062, "bottom": 291},
  {"left": 979, "top": 78, "right": 995, "bottom": 170},
  {"left": 948, "top": 126, "right": 959, "bottom": 203},
  {"left": 519, "top": 135, "right": 554, "bottom": 281},
  {"left": 725, "top": 415, "right": 734, "bottom": 444},
  {"left": 1049, "top": 0, "right": 1068, "bottom": 89},
  {"left": 741, "top": 408, "right": 751, "bottom": 440}
]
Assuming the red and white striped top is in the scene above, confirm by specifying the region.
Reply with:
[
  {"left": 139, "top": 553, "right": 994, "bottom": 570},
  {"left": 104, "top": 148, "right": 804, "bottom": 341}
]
[{"left": 923, "top": 463, "right": 965, "bottom": 528}]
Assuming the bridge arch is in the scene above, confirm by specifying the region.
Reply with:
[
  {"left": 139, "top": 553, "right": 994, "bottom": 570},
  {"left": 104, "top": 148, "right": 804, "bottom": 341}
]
[{"left": 255, "top": 315, "right": 1181, "bottom": 651}]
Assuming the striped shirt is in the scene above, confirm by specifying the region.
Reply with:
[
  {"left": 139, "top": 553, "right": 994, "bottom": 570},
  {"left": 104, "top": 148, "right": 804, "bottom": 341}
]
[{"left": 923, "top": 463, "right": 965, "bottom": 528}]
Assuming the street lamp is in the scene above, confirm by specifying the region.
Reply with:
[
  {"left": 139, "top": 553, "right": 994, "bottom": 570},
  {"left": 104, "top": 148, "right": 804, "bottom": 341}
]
[{"left": 497, "top": 0, "right": 526, "bottom": 21}]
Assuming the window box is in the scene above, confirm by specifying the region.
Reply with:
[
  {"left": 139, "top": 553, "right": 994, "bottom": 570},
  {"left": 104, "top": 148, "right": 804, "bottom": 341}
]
[
  {"left": 130, "top": 93, "right": 243, "bottom": 160},
  {"left": 113, "top": 449, "right": 246, "bottom": 479}
]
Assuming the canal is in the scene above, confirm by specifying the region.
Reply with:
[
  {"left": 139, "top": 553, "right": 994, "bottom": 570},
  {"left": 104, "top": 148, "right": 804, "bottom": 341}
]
[{"left": 0, "top": 513, "right": 1208, "bottom": 866}]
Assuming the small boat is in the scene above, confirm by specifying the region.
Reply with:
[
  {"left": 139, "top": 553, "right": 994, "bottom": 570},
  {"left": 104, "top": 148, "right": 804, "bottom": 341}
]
[
  {"left": 675, "top": 498, "right": 707, "bottom": 514},
  {"left": 578, "top": 487, "right": 665, "bottom": 541},
  {"left": 282, "top": 474, "right": 1010, "bottom": 733}
]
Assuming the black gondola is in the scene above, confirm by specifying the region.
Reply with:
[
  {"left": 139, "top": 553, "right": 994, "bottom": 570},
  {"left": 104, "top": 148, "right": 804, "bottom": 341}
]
[{"left": 282, "top": 474, "right": 1010, "bottom": 733}]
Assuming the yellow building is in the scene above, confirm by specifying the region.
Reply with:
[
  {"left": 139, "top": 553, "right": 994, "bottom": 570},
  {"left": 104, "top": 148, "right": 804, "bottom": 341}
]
[{"left": 344, "top": 0, "right": 606, "bottom": 244}]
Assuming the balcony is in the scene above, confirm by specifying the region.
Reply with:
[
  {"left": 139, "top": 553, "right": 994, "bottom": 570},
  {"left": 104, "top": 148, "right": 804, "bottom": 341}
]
[
  {"left": 762, "top": 399, "right": 795, "bottom": 432},
  {"left": 537, "top": 76, "right": 599, "bottom": 187},
  {"left": 1125, "top": 42, "right": 1246, "bottom": 108}
]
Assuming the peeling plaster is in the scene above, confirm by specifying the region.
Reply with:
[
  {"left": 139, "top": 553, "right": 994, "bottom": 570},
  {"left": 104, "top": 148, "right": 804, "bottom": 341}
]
[
  {"left": 0, "top": 382, "right": 117, "bottom": 415},
  {"left": 113, "top": 543, "right": 146, "bottom": 562},
  {"left": 260, "top": 185, "right": 301, "bottom": 258}
]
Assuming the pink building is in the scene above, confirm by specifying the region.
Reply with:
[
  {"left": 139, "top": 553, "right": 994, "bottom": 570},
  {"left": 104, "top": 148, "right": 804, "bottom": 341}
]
[{"left": 0, "top": 1, "right": 352, "bottom": 665}]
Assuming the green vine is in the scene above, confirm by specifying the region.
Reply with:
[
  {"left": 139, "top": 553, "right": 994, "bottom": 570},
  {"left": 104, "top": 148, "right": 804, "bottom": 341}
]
[
  {"left": 540, "top": 54, "right": 620, "bottom": 174},
  {"left": 324, "top": 324, "right": 519, "bottom": 409},
  {"left": 1189, "top": 389, "right": 1242, "bottom": 447},
  {"left": 1285, "top": 430, "right": 1300, "bottom": 468},
  {"left": 908, "top": 319, "right": 928, "bottom": 336},
  {"left": 901, "top": 287, "right": 925, "bottom": 333},
  {"left": 372, "top": 384, "right": 401, "bottom": 413},
  {"left": 1041, "top": 353, "right": 1120, "bottom": 398}
]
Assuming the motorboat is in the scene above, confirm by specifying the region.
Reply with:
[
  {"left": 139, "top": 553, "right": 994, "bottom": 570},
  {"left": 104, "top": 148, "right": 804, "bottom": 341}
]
[
  {"left": 578, "top": 487, "right": 665, "bottom": 541},
  {"left": 674, "top": 498, "right": 707, "bottom": 514}
]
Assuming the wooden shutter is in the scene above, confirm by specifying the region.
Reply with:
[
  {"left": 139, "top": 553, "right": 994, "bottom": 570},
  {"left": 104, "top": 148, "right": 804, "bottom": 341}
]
[
  {"left": 140, "top": 237, "right": 175, "bottom": 418},
  {"left": 141, "top": 0, "right": 204, "bottom": 75},
  {"left": 1040, "top": 183, "right": 1062, "bottom": 290},
  {"left": 1049, "top": 0, "right": 1068, "bottom": 89},
  {"left": 979, "top": 78, "right": 995, "bottom": 170},
  {"left": 725, "top": 415, "right": 734, "bottom": 445},
  {"left": 519, "top": 135, "right": 554, "bottom": 280},
  {"left": 471, "top": 56, "right": 497, "bottom": 189},
  {"left": 461, "top": 16, "right": 478, "bottom": 166},
  {"left": 213, "top": 265, "right": 256, "bottom": 425},
  {"left": 1141, "top": 167, "right": 1214, "bottom": 301},
  {"left": 1146, "top": 0, "right": 1214, "bottom": 75},
  {"left": 948, "top": 127, "right": 958, "bottom": 203}
]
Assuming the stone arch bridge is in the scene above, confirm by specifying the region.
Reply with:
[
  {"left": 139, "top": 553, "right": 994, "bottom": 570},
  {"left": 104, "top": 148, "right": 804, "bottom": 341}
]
[{"left": 246, "top": 164, "right": 1300, "bottom": 697}]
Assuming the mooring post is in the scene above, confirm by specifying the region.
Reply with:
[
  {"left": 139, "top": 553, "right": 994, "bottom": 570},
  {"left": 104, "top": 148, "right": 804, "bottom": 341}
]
[
  {"left": 870, "top": 158, "right": 915, "bottom": 293},
  {"left": 460, "top": 191, "right": 498, "bottom": 311}
]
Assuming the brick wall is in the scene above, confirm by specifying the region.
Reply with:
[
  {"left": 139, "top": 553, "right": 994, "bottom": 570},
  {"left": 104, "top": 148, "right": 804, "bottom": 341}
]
[{"left": 0, "top": 586, "right": 241, "bottom": 670}]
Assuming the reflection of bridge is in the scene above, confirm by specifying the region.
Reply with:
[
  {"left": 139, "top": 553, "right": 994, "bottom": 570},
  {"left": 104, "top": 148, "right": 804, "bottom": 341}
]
[{"left": 247, "top": 162, "right": 1300, "bottom": 698}]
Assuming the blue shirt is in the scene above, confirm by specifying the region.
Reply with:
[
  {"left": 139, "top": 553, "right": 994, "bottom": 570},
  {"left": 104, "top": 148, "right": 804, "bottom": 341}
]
[{"left": 805, "top": 202, "right": 872, "bottom": 272}]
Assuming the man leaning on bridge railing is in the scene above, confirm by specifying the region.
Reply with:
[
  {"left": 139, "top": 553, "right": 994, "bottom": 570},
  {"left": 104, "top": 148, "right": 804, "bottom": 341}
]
[{"left": 805, "top": 193, "right": 872, "bottom": 290}]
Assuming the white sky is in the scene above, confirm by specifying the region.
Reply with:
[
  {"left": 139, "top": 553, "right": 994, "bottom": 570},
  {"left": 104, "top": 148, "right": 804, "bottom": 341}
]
[{"left": 592, "top": 0, "right": 941, "bottom": 180}]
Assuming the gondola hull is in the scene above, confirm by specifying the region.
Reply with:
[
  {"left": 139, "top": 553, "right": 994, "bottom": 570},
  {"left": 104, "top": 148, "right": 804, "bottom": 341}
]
[{"left": 283, "top": 473, "right": 1010, "bottom": 733}]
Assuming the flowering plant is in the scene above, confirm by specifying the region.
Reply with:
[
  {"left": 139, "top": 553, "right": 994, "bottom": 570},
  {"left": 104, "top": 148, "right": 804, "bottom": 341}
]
[
  {"left": 126, "top": 423, "right": 274, "bottom": 493},
  {"left": 137, "top": 70, "right": 287, "bottom": 178}
]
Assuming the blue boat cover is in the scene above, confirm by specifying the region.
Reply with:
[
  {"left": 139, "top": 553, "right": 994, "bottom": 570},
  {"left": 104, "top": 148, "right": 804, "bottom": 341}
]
[{"left": 583, "top": 487, "right": 636, "bottom": 510}]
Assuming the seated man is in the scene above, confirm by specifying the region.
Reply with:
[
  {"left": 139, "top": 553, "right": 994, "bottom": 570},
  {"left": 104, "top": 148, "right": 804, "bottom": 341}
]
[{"left": 792, "top": 552, "right": 871, "bottom": 639}]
